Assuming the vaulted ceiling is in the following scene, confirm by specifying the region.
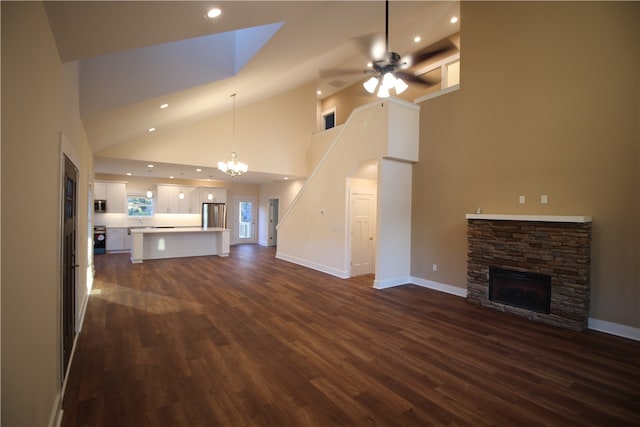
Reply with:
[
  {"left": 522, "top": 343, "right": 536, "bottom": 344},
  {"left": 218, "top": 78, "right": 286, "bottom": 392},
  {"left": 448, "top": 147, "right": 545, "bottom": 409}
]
[{"left": 44, "top": 1, "right": 460, "bottom": 182}]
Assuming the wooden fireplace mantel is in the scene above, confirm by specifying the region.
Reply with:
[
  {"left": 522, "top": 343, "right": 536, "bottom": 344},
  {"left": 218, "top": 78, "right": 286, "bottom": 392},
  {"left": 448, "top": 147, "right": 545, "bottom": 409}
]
[{"left": 465, "top": 214, "right": 592, "bottom": 223}]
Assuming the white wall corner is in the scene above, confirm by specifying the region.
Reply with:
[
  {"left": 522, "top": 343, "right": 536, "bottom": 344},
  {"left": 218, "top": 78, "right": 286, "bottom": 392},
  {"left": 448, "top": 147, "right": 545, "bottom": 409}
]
[
  {"left": 410, "top": 277, "right": 468, "bottom": 298},
  {"left": 373, "top": 276, "right": 412, "bottom": 289}
]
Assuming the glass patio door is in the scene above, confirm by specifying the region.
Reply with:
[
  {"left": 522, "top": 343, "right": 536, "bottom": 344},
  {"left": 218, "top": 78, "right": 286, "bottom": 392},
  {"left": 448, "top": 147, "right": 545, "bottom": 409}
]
[{"left": 234, "top": 196, "right": 257, "bottom": 244}]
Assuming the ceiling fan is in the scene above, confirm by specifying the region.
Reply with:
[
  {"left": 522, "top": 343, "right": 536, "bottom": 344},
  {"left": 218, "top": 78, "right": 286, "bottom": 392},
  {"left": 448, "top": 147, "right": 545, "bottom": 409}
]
[
  {"left": 358, "top": 0, "right": 453, "bottom": 98},
  {"left": 361, "top": 0, "right": 409, "bottom": 97}
]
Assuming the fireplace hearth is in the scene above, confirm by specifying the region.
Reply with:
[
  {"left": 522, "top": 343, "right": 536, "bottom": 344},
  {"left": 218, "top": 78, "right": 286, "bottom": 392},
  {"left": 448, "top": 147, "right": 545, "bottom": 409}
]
[
  {"left": 466, "top": 214, "right": 591, "bottom": 331},
  {"left": 489, "top": 267, "right": 551, "bottom": 314}
]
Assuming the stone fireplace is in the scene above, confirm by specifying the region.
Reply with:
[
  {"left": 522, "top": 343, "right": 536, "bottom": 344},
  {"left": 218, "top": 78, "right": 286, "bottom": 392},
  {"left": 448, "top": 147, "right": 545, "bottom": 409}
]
[{"left": 466, "top": 214, "right": 592, "bottom": 331}]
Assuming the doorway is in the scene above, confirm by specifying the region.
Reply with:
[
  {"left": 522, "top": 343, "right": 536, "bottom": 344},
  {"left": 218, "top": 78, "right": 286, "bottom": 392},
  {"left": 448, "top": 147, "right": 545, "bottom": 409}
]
[
  {"left": 62, "top": 155, "right": 78, "bottom": 377},
  {"left": 234, "top": 196, "right": 257, "bottom": 244},
  {"left": 350, "top": 192, "right": 376, "bottom": 276},
  {"left": 268, "top": 198, "right": 279, "bottom": 247}
]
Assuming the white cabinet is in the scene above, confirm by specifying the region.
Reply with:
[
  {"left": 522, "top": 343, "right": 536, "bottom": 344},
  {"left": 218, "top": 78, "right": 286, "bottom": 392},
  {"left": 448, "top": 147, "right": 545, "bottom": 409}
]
[
  {"left": 94, "top": 181, "right": 127, "bottom": 213},
  {"left": 157, "top": 185, "right": 180, "bottom": 214},
  {"left": 185, "top": 187, "right": 201, "bottom": 214},
  {"left": 156, "top": 185, "right": 199, "bottom": 214},
  {"left": 107, "top": 182, "right": 127, "bottom": 213},
  {"left": 106, "top": 228, "right": 128, "bottom": 252},
  {"left": 200, "top": 187, "right": 227, "bottom": 204},
  {"left": 94, "top": 181, "right": 107, "bottom": 200}
]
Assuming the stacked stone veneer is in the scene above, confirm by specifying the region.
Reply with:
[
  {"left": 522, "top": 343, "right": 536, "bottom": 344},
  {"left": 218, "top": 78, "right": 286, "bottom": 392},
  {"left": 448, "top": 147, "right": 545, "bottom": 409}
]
[{"left": 467, "top": 219, "right": 591, "bottom": 331}]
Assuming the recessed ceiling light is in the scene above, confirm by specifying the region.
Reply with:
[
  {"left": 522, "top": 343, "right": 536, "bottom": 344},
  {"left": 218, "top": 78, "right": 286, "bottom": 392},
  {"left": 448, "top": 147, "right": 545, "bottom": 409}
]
[
  {"left": 126, "top": 172, "right": 132, "bottom": 176},
  {"left": 414, "top": 36, "right": 421, "bottom": 43},
  {"left": 450, "top": 16, "right": 458, "bottom": 24},
  {"left": 160, "top": 103, "right": 169, "bottom": 109},
  {"left": 169, "top": 176, "right": 174, "bottom": 179},
  {"left": 196, "top": 168, "right": 202, "bottom": 172},
  {"left": 147, "top": 164, "right": 154, "bottom": 168},
  {"left": 316, "top": 90, "right": 322, "bottom": 95},
  {"left": 148, "top": 127, "right": 156, "bottom": 132},
  {"left": 284, "top": 177, "right": 289, "bottom": 180},
  {"left": 206, "top": 8, "right": 221, "bottom": 18},
  {"left": 367, "top": 62, "right": 373, "bottom": 68}
]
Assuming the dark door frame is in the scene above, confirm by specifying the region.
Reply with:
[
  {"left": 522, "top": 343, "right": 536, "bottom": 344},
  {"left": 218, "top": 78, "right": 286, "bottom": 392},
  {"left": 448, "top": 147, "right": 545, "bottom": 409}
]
[{"left": 61, "top": 154, "right": 78, "bottom": 379}]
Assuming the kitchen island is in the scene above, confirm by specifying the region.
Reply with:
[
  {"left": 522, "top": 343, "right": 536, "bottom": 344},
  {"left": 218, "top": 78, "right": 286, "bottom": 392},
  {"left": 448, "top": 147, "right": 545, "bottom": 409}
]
[{"left": 129, "top": 227, "right": 230, "bottom": 263}]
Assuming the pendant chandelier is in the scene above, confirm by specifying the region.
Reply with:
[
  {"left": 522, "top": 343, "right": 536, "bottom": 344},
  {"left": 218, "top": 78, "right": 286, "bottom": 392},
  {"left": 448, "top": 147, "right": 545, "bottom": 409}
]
[{"left": 218, "top": 93, "right": 248, "bottom": 177}]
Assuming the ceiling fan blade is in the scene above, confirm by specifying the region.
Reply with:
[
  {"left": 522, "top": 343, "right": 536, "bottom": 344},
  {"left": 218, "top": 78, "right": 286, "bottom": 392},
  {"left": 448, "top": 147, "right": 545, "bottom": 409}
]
[
  {"left": 395, "top": 71, "right": 439, "bottom": 86},
  {"left": 350, "top": 32, "right": 386, "bottom": 61},
  {"left": 403, "top": 39, "right": 458, "bottom": 69}
]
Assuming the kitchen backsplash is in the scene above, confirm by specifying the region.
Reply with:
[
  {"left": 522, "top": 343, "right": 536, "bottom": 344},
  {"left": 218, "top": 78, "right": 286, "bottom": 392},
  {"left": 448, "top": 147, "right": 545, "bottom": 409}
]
[{"left": 94, "top": 213, "right": 201, "bottom": 228}]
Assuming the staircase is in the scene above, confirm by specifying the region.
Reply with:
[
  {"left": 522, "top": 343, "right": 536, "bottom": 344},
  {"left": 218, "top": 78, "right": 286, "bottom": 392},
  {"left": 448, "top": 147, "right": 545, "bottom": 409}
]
[{"left": 276, "top": 97, "right": 419, "bottom": 287}]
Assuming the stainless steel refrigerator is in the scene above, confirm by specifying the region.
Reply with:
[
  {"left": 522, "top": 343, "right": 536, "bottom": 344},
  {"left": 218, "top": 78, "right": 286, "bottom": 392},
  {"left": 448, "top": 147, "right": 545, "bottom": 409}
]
[{"left": 202, "top": 203, "right": 227, "bottom": 229}]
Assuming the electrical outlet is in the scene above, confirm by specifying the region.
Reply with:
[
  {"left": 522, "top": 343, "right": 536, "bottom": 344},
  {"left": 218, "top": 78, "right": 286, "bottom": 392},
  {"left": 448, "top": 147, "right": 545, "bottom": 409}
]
[
  {"left": 541, "top": 195, "right": 548, "bottom": 204},
  {"left": 519, "top": 195, "right": 525, "bottom": 204},
  {"left": 432, "top": 264, "right": 438, "bottom": 272}
]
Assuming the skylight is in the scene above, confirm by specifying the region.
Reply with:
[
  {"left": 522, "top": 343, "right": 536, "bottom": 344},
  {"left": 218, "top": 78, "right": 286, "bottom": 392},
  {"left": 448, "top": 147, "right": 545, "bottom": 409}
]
[{"left": 79, "top": 22, "right": 284, "bottom": 115}]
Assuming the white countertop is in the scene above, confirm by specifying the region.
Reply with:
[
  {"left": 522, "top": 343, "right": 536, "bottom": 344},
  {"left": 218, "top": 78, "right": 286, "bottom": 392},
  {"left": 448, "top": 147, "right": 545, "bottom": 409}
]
[
  {"left": 129, "top": 226, "right": 227, "bottom": 234},
  {"left": 465, "top": 214, "right": 592, "bottom": 223}
]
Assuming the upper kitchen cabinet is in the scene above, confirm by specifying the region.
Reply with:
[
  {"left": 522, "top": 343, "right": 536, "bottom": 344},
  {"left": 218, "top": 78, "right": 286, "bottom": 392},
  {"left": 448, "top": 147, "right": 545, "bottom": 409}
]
[
  {"left": 94, "top": 181, "right": 107, "bottom": 200},
  {"left": 95, "top": 181, "right": 127, "bottom": 213},
  {"left": 156, "top": 185, "right": 180, "bottom": 214},
  {"left": 199, "top": 187, "right": 227, "bottom": 204},
  {"left": 184, "top": 187, "right": 200, "bottom": 214},
  {"left": 107, "top": 182, "right": 127, "bottom": 213},
  {"left": 156, "top": 185, "right": 199, "bottom": 214}
]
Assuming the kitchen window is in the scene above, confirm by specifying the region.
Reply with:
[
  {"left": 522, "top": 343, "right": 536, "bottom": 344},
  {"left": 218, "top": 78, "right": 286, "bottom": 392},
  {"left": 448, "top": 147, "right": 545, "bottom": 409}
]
[{"left": 127, "top": 195, "right": 154, "bottom": 217}]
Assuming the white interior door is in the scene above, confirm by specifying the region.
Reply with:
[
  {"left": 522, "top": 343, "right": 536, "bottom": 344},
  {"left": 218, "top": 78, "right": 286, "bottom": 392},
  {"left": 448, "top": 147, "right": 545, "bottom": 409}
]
[
  {"left": 350, "top": 193, "right": 375, "bottom": 276},
  {"left": 233, "top": 196, "right": 257, "bottom": 245}
]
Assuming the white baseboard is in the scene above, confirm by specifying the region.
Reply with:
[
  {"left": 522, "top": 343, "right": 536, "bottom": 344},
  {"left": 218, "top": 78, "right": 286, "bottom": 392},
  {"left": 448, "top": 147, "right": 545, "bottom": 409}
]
[
  {"left": 410, "top": 277, "right": 468, "bottom": 298},
  {"left": 275, "top": 252, "right": 349, "bottom": 279},
  {"left": 408, "top": 277, "right": 638, "bottom": 341},
  {"left": 373, "top": 276, "right": 411, "bottom": 289},
  {"left": 76, "top": 293, "right": 89, "bottom": 333},
  {"left": 588, "top": 318, "right": 640, "bottom": 341},
  {"left": 48, "top": 393, "right": 63, "bottom": 427}
]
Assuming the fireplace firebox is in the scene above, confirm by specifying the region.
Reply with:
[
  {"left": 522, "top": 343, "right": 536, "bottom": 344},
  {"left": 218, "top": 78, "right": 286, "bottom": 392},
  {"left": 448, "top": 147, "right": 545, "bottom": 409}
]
[{"left": 489, "top": 267, "right": 551, "bottom": 314}]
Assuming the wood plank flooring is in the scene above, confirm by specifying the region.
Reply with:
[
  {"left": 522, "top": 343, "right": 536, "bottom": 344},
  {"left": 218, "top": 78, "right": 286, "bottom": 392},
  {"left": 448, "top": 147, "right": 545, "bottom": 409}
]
[{"left": 62, "top": 245, "right": 640, "bottom": 426}]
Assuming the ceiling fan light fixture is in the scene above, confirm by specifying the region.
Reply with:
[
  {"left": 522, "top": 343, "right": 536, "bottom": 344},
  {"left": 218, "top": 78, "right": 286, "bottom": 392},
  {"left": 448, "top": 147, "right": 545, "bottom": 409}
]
[
  {"left": 382, "top": 72, "right": 397, "bottom": 89},
  {"left": 394, "top": 77, "right": 408, "bottom": 95},
  {"left": 377, "top": 85, "right": 390, "bottom": 98},
  {"left": 363, "top": 76, "right": 379, "bottom": 94}
]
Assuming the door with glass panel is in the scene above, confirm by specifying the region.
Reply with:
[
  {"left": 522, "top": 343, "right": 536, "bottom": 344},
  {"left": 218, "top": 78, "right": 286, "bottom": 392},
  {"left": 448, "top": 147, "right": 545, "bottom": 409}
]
[{"left": 234, "top": 196, "right": 257, "bottom": 244}]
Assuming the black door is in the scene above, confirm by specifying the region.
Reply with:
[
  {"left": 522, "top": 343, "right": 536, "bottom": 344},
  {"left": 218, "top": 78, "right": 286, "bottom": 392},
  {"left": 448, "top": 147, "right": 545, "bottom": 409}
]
[{"left": 62, "top": 155, "right": 78, "bottom": 377}]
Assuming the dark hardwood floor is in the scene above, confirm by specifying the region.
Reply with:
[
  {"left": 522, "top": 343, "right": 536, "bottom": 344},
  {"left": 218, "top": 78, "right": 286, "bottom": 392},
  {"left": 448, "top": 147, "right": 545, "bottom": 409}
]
[{"left": 62, "top": 245, "right": 640, "bottom": 426}]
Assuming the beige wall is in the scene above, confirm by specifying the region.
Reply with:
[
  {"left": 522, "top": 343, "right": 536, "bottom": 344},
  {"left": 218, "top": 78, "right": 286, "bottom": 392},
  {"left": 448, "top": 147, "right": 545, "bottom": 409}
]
[
  {"left": 100, "top": 84, "right": 318, "bottom": 179},
  {"left": 1, "top": 2, "right": 94, "bottom": 426},
  {"left": 258, "top": 179, "right": 305, "bottom": 246},
  {"left": 412, "top": 2, "right": 639, "bottom": 328},
  {"left": 321, "top": 2, "right": 639, "bottom": 330}
]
